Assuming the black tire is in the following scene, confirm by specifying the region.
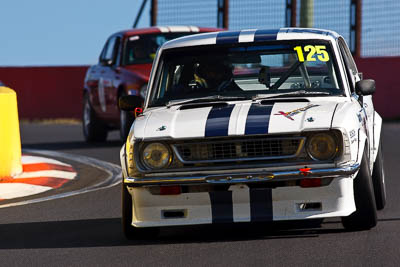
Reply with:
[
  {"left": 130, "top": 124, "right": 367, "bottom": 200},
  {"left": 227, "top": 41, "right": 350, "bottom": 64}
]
[
  {"left": 82, "top": 94, "right": 108, "bottom": 142},
  {"left": 341, "top": 146, "right": 377, "bottom": 231},
  {"left": 372, "top": 141, "right": 386, "bottom": 210},
  {"left": 122, "top": 183, "right": 159, "bottom": 240},
  {"left": 119, "top": 91, "right": 135, "bottom": 142}
]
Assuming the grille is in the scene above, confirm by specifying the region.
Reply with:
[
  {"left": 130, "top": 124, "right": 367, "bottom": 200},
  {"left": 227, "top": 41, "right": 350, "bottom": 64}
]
[{"left": 173, "top": 137, "right": 304, "bottom": 163}]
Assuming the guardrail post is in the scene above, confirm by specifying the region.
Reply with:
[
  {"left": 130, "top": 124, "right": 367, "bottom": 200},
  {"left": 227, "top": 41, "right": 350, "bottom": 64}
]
[
  {"left": 300, "top": 0, "right": 313, "bottom": 27},
  {"left": 0, "top": 87, "right": 22, "bottom": 177},
  {"left": 286, "top": 0, "right": 297, "bottom": 27},
  {"left": 217, "top": 0, "right": 229, "bottom": 29},
  {"left": 350, "top": 0, "right": 362, "bottom": 57},
  {"left": 151, "top": 0, "right": 157, "bottom": 26}
]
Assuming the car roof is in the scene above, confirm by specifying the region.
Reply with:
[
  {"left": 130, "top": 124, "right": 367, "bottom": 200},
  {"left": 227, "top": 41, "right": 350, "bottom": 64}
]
[
  {"left": 161, "top": 27, "right": 341, "bottom": 50},
  {"left": 113, "top": 26, "right": 222, "bottom": 38}
]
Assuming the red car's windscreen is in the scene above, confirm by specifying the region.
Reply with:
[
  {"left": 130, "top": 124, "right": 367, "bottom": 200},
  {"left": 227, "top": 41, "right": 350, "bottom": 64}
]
[{"left": 122, "top": 33, "right": 197, "bottom": 65}]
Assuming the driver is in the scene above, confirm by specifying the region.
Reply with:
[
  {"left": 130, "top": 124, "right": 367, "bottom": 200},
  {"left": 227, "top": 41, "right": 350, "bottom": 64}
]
[
  {"left": 192, "top": 60, "right": 241, "bottom": 92},
  {"left": 128, "top": 40, "right": 150, "bottom": 63},
  {"left": 133, "top": 44, "right": 148, "bottom": 60}
]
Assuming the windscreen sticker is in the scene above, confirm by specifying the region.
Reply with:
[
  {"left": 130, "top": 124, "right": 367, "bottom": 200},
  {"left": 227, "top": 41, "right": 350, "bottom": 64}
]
[
  {"left": 129, "top": 35, "right": 140, "bottom": 41},
  {"left": 293, "top": 45, "right": 330, "bottom": 62}
]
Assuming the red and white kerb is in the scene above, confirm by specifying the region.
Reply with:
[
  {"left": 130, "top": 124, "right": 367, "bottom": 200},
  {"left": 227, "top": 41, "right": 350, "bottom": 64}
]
[{"left": 0, "top": 155, "right": 77, "bottom": 201}]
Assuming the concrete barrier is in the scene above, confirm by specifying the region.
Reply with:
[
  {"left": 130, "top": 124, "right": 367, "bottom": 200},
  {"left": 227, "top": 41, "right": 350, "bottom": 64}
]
[
  {"left": 0, "top": 60, "right": 398, "bottom": 119},
  {"left": 0, "top": 87, "right": 22, "bottom": 177},
  {"left": 355, "top": 57, "right": 400, "bottom": 118},
  {"left": 0, "top": 66, "right": 88, "bottom": 119}
]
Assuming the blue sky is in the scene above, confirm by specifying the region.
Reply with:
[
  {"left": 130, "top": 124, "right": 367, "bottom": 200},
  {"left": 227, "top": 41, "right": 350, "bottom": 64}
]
[
  {"left": 0, "top": 0, "right": 151, "bottom": 66},
  {"left": 1, "top": 0, "right": 399, "bottom": 66}
]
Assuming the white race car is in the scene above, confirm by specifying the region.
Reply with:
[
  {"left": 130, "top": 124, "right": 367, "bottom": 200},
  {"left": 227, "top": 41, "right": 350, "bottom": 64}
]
[{"left": 119, "top": 28, "right": 386, "bottom": 239}]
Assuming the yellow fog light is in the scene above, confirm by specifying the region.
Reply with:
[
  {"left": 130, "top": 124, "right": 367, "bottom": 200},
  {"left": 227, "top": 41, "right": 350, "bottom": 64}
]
[
  {"left": 307, "top": 133, "right": 338, "bottom": 161},
  {"left": 142, "top": 143, "right": 171, "bottom": 169}
]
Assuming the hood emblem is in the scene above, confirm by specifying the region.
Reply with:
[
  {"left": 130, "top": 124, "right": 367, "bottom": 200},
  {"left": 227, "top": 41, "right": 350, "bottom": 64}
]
[
  {"left": 275, "top": 104, "right": 319, "bottom": 120},
  {"left": 306, "top": 117, "right": 314, "bottom": 122},
  {"left": 157, "top": 125, "right": 167, "bottom": 131}
]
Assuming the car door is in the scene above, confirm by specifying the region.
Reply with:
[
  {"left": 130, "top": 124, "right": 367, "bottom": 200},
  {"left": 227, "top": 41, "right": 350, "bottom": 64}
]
[
  {"left": 95, "top": 36, "right": 118, "bottom": 120},
  {"left": 105, "top": 35, "right": 122, "bottom": 121},
  {"left": 85, "top": 64, "right": 100, "bottom": 106},
  {"left": 338, "top": 38, "right": 375, "bottom": 161},
  {"left": 88, "top": 40, "right": 109, "bottom": 114}
]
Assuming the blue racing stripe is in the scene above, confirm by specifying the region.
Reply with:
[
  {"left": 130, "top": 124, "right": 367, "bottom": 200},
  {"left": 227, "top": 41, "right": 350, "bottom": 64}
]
[
  {"left": 216, "top": 31, "right": 241, "bottom": 44},
  {"left": 209, "top": 191, "right": 234, "bottom": 223},
  {"left": 245, "top": 104, "right": 273, "bottom": 135},
  {"left": 287, "top": 28, "right": 331, "bottom": 36},
  {"left": 205, "top": 105, "right": 234, "bottom": 137},
  {"left": 254, "top": 29, "right": 279, "bottom": 42},
  {"left": 250, "top": 188, "right": 273, "bottom": 222}
]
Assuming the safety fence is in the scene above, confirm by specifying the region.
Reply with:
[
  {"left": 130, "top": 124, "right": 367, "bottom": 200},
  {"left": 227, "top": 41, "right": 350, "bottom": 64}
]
[
  {"left": 299, "top": 0, "right": 351, "bottom": 47},
  {"left": 157, "top": 0, "right": 217, "bottom": 27},
  {"left": 152, "top": 0, "right": 400, "bottom": 58},
  {"left": 2, "top": 0, "right": 400, "bottom": 119},
  {"left": 229, "top": 0, "right": 286, "bottom": 30},
  {"left": 361, "top": 0, "right": 400, "bottom": 57}
]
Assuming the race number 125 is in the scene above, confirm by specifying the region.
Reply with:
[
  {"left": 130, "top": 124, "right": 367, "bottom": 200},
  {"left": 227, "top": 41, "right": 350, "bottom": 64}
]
[{"left": 293, "top": 45, "right": 330, "bottom": 62}]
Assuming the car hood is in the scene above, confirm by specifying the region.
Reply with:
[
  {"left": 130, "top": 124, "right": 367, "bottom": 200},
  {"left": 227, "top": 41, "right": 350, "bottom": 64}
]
[
  {"left": 123, "top": 64, "right": 152, "bottom": 80},
  {"left": 133, "top": 100, "right": 339, "bottom": 140}
]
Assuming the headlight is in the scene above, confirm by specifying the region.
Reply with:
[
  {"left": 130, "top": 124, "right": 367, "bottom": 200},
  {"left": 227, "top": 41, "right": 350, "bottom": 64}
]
[
  {"left": 142, "top": 143, "right": 172, "bottom": 169},
  {"left": 306, "top": 133, "right": 338, "bottom": 161}
]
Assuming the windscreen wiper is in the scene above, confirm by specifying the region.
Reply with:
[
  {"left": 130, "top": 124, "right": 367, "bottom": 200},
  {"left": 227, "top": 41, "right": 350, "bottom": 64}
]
[
  {"left": 166, "top": 95, "right": 249, "bottom": 107},
  {"left": 253, "top": 90, "right": 331, "bottom": 101}
]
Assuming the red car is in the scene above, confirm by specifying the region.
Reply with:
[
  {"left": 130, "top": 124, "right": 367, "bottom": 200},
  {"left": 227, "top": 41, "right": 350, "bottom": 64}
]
[{"left": 83, "top": 26, "right": 221, "bottom": 142}]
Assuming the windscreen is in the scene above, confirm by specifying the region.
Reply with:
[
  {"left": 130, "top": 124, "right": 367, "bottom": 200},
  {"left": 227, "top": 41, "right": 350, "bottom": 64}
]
[
  {"left": 123, "top": 33, "right": 195, "bottom": 65},
  {"left": 149, "top": 41, "right": 344, "bottom": 107}
]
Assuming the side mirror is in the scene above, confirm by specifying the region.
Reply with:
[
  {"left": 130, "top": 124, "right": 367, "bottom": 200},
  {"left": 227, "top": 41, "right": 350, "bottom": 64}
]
[
  {"left": 355, "top": 79, "right": 376, "bottom": 96},
  {"left": 118, "top": 95, "right": 142, "bottom": 111},
  {"left": 100, "top": 59, "right": 113, "bottom": 66}
]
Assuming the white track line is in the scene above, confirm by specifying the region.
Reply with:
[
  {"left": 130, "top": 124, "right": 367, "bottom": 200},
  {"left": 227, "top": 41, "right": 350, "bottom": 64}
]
[
  {"left": 0, "top": 149, "right": 122, "bottom": 209},
  {"left": 21, "top": 155, "right": 71, "bottom": 166},
  {"left": 0, "top": 184, "right": 52, "bottom": 199},
  {"left": 15, "top": 170, "right": 77, "bottom": 180}
]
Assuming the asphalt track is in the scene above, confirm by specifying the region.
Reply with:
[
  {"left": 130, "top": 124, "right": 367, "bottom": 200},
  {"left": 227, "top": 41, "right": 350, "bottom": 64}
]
[{"left": 0, "top": 122, "right": 399, "bottom": 266}]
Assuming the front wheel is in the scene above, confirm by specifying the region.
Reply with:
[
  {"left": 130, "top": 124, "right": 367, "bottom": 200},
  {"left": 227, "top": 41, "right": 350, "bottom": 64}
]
[
  {"left": 122, "top": 183, "right": 159, "bottom": 240},
  {"left": 82, "top": 94, "right": 108, "bottom": 142},
  {"left": 341, "top": 147, "right": 377, "bottom": 231}
]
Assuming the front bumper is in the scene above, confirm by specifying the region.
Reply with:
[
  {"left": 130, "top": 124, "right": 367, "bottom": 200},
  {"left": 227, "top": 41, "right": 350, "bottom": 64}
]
[
  {"left": 124, "top": 162, "right": 360, "bottom": 187},
  {"left": 127, "top": 176, "right": 356, "bottom": 227}
]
